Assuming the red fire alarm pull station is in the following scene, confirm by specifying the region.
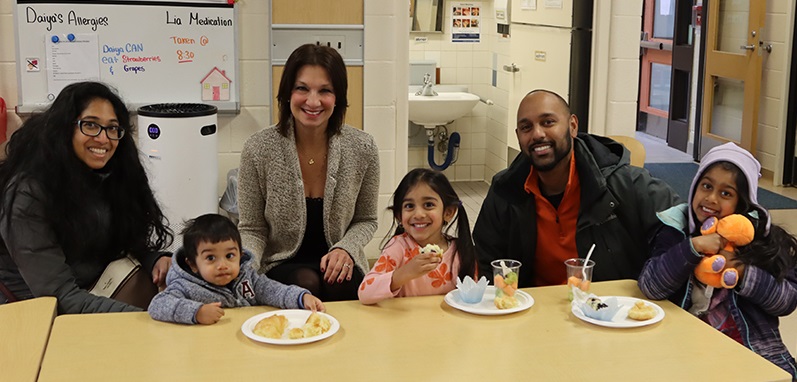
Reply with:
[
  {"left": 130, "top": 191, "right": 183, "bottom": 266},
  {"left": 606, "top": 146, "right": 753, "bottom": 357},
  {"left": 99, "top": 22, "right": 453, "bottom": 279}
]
[{"left": 693, "top": 5, "right": 703, "bottom": 27}]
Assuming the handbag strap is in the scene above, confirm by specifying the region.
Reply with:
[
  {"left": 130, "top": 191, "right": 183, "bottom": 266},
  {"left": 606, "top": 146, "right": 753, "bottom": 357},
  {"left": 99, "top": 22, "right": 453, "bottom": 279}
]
[{"left": 0, "top": 279, "right": 18, "bottom": 302}]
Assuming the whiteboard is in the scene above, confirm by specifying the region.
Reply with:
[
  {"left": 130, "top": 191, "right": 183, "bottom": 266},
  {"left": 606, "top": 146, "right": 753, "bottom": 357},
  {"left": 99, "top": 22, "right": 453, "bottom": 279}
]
[{"left": 14, "top": 0, "right": 239, "bottom": 113}]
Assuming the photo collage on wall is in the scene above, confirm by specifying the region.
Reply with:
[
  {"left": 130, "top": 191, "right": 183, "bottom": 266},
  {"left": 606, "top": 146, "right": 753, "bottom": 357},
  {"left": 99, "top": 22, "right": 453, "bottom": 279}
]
[{"left": 452, "top": 3, "right": 480, "bottom": 43}]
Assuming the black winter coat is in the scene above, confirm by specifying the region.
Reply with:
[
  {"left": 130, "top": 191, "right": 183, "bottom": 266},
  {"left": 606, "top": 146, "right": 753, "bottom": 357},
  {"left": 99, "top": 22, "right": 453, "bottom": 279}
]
[{"left": 473, "top": 133, "right": 681, "bottom": 287}]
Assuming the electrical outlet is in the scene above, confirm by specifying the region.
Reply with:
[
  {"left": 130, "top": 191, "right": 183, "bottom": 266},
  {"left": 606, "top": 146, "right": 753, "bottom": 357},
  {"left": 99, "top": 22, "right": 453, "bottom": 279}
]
[
  {"left": 313, "top": 35, "right": 345, "bottom": 51},
  {"left": 272, "top": 29, "right": 362, "bottom": 61}
]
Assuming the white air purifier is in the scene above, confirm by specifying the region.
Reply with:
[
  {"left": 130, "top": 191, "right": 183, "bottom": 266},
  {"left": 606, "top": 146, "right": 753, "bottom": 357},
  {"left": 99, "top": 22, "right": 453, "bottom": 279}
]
[{"left": 137, "top": 103, "right": 218, "bottom": 252}]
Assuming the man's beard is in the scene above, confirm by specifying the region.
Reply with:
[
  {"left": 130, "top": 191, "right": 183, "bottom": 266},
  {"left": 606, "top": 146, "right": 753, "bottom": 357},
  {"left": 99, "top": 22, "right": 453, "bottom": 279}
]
[{"left": 528, "top": 134, "right": 572, "bottom": 172}]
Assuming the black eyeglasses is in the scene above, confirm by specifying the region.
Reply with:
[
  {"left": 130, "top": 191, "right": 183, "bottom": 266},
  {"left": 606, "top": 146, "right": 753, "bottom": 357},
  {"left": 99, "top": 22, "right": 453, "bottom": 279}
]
[{"left": 76, "top": 120, "right": 126, "bottom": 140}]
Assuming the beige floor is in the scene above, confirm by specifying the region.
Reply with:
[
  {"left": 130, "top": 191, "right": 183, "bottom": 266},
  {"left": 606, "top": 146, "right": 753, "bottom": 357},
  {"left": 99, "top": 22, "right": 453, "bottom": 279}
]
[{"left": 452, "top": 134, "right": 797, "bottom": 354}]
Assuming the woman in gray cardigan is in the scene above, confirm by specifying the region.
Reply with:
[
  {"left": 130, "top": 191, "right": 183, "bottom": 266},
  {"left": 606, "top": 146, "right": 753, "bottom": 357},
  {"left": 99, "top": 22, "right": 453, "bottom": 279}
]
[{"left": 237, "top": 44, "right": 379, "bottom": 301}]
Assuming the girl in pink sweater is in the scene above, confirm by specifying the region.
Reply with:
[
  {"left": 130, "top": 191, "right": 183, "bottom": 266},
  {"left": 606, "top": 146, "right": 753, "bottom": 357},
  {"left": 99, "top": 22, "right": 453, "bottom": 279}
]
[{"left": 358, "top": 169, "right": 477, "bottom": 304}]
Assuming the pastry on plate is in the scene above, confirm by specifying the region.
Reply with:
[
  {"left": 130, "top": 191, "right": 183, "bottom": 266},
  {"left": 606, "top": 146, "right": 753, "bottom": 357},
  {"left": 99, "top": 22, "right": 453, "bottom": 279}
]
[
  {"left": 253, "top": 314, "right": 289, "bottom": 339},
  {"left": 627, "top": 301, "right": 657, "bottom": 321},
  {"left": 494, "top": 294, "right": 519, "bottom": 310},
  {"left": 288, "top": 327, "right": 305, "bottom": 339},
  {"left": 303, "top": 312, "right": 332, "bottom": 337}
]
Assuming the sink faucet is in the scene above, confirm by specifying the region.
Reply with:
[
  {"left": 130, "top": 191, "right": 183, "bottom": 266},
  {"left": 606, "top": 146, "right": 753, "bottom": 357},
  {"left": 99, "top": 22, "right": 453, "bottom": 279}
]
[{"left": 415, "top": 73, "right": 438, "bottom": 96}]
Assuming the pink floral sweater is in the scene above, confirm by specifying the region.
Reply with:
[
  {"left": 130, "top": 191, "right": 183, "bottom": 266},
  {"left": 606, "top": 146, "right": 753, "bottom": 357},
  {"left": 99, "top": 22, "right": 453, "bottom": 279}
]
[{"left": 358, "top": 233, "right": 460, "bottom": 304}]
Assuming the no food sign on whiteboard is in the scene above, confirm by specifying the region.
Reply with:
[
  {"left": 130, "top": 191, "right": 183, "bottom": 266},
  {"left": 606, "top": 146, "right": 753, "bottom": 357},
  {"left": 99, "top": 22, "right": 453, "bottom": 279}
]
[{"left": 14, "top": 0, "right": 239, "bottom": 113}]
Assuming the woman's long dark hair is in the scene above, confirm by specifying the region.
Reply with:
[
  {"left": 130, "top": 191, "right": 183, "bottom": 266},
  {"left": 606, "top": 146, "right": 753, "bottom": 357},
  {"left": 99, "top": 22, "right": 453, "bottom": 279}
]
[
  {"left": 695, "top": 162, "right": 797, "bottom": 280},
  {"left": 382, "top": 168, "right": 477, "bottom": 280},
  {"left": 0, "top": 81, "right": 172, "bottom": 262},
  {"left": 276, "top": 43, "right": 349, "bottom": 138}
]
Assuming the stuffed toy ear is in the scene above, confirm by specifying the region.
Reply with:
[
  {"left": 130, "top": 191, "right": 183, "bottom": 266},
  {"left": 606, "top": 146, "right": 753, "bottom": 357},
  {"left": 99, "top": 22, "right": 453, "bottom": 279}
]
[
  {"left": 700, "top": 216, "right": 720, "bottom": 236},
  {"left": 716, "top": 214, "right": 755, "bottom": 246}
]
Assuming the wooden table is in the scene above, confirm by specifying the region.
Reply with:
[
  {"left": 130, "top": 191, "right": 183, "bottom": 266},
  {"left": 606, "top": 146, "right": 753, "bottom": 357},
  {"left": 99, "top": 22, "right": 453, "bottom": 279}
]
[
  {"left": 0, "top": 297, "right": 57, "bottom": 382},
  {"left": 38, "top": 280, "right": 790, "bottom": 381}
]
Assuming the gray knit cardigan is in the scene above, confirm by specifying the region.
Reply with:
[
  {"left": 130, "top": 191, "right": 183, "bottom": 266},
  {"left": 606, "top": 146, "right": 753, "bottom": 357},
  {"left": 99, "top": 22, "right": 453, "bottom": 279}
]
[{"left": 237, "top": 124, "right": 380, "bottom": 277}]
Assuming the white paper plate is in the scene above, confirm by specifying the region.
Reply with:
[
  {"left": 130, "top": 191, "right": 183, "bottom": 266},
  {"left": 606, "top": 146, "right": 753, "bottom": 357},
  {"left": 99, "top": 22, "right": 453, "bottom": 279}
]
[
  {"left": 444, "top": 286, "right": 534, "bottom": 315},
  {"left": 571, "top": 296, "right": 665, "bottom": 328},
  {"left": 241, "top": 310, "right": 340, "bottom": 345}
]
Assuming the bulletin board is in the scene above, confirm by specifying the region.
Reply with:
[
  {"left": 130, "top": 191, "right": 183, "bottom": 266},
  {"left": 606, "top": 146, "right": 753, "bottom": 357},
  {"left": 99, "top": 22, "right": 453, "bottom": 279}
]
[{"left": 14, "top": 0, "right": 239, "bottom": 113}]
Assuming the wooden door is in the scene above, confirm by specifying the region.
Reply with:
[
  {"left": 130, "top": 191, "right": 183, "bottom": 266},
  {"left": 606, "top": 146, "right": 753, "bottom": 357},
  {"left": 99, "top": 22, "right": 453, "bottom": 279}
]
[
  {"left": 699, "top": 0, "right": 766, "bottom": 156},
  {"left": 272, "top": 0, "right": 363, "bottom": 24}
]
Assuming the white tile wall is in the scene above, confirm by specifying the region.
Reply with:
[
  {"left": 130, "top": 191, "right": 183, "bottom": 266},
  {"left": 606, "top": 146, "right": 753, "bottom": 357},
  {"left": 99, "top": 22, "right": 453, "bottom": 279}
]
[
  {"left": 364, "top": 193, "right": 397, "bottom": 259},
  {"left": 0, "top": 14, "right": 14, "bottom": 61},
  {"left": 363, "top": 62, "right": 398, "bottom": 108},
  {"left": 239, "top": 14, "right": 270, "bottom": 61},
  {"left": 590, "top": 1, "right": 643, "bottom": 138},
  {"left": 0, "top": 3, "right": 20, "bottom": 137},
  {"left": 238, "top": 60, "right": 270, "bottom": 106},
  {"left": 607, "top": 60, "right": 641, "bottom": 103},
  {"left": 364, "top": 1, "right": 405, "bottom": 258},
  {"left": 364, "top": 105, "right": 397, "bottom": 150}
]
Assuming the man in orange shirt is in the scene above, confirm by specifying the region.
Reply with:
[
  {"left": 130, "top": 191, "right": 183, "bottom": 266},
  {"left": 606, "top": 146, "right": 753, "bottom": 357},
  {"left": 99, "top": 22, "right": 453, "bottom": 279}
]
[{"left": 474, "top": 90, "right": 680, "bottom": 287}]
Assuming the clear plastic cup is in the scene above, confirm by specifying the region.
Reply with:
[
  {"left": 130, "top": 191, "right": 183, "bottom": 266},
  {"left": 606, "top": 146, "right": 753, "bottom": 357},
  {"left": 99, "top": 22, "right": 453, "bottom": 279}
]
[
  {"left": 491, "top": 259, "right": 521, "bottom": 307},
  {"left": 565, "top": 258, "right": 595, "bottom": 301}
]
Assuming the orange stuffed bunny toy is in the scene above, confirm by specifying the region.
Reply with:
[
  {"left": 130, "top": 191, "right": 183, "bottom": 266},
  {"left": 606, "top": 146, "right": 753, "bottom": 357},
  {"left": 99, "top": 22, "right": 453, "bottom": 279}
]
[{"left": 694, "top": 214, "right": 755, "bottom": 289}]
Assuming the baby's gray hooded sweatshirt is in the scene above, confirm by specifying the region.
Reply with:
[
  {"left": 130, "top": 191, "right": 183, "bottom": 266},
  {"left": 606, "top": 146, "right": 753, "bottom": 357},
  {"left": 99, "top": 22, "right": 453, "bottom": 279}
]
[{"left": 148, "top": 249, "right": 307, "bottom": 324}]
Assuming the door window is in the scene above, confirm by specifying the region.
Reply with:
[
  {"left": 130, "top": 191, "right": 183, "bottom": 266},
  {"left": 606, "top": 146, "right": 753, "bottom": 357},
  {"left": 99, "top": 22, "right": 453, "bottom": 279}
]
[
  {"left": 649, "top": 63, "right": 672, "bottom": 112},
  {"left": 653, "top": 0, "right": 675, "bottom": 39}
]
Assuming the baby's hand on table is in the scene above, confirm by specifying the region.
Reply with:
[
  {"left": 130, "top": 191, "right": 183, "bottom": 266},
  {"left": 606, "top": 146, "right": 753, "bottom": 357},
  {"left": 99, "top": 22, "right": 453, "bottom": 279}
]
[
  {"left": 196, "top": 302, "right": 224, "bottom": 325},
  {"left": 303, "top": 294, "right": 326, "bottom": 312}
]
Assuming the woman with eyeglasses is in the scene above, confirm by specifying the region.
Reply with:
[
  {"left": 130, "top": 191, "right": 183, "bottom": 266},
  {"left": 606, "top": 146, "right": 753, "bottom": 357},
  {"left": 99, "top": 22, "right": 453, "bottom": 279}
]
[{"left": 0, "top": 81, "right": 173, "bottom": 313}]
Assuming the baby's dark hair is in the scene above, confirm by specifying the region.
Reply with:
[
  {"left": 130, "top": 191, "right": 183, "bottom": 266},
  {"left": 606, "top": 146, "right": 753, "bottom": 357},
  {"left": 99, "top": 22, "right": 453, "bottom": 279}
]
[
  {"left": 700, "top": 161, "right": 797, "bottom": 280},
  {"left": 181, "top": 214, "right": 242, "bottom": 265},
  {"left": 382, "top": 168, "right": 477, "bottom": 280}
]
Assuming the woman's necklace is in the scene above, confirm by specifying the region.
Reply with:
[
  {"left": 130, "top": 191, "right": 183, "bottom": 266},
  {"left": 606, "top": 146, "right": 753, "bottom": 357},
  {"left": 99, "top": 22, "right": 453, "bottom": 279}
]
[
  {"left": 304, "top": 153, "right": 327, "bottom": 165},
  {"left": 296, "top": 131, "right": 328, "bottom": 166},
  {"left": 298, "top": 146, "right": 327, "bottom": 166}
]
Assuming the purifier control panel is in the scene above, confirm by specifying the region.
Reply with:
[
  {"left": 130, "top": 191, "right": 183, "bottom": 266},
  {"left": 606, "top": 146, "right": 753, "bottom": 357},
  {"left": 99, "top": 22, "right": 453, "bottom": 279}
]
[{"left": 147, "top": 124, "right": 161, "bottom": 140}]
